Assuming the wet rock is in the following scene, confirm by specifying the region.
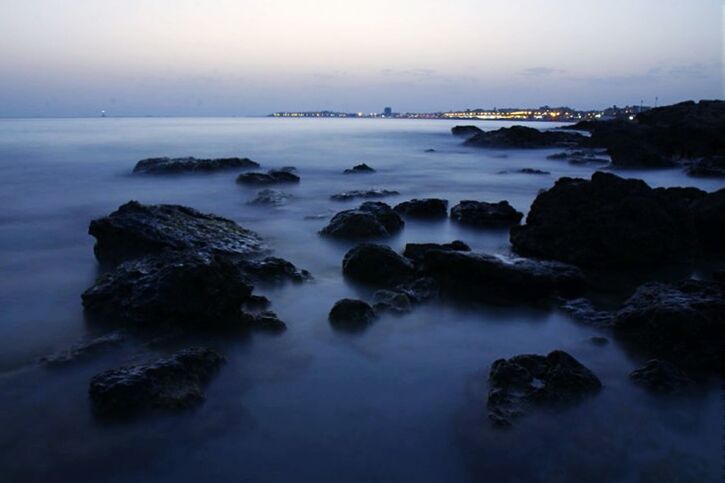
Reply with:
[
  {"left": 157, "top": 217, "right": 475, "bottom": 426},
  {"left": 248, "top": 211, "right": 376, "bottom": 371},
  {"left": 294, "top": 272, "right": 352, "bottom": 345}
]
[
  {"left": 89, "top": 201, "right": 264, "bottom": 265},
  {"left": 82, "top": 251, "right": 253, "bottom": 327},
  {"left": 40, "top": 332, "right": 125, "bottom": 367},
  {"left": 487, "top": 350, "right": 601, "bottom": 427},
  {"left": 450, "top": 200, "right": 523, "bottom": 227},
  {"left": 372, "top": 290, "right": 412, "bottom": 314},
  {"left": 402, "top": 240, "right": 470, "bottom": 264},
  {"left": 320, "top": 202, "right": 404, "bottom": 239},
  {"left": 510, "top": 172, "right": 706, "bottom": 267},
  {"left": 236, "top": 169, "right": 300, "bottom": 186},
  {"left": 422, "top": 251, "right": 585, "bottom": 304},
  {"left": 396, "top": 277, "right": 440, "bottom": 303},
  {"left": 328, "top": 299, "right": 376, "bottom": 330},
  {"left": 235, "top": 256, "right": 311, "bottom": 284},
  {"left": 248, "top": 189, "right": 293, "bottom": 206},
  {"left": 330, "top": 189, "right": 399, "bottom": 201},
  {"left": 343, "top": 163, "right": 375, "bottom": 174},
  {"left": 245, "top": 311, "right": 287, "bottom": 331},
  {"left": 546, "top": 150, "right": 610, "bottom": 165},
  {"left": 611, "top": 279, "right": 724, "bottom": 373},
  {"left": 394, "top": 198, "right": 448, "bottom": 219},
  {"left": 629, "top": 360, "right": 693, "bottom": 394},
  {"left": 686, "top": 155, "right": 725, "bottom": 178},
  {"left": 89, "top": 347, "right": 225, "bottom": 417},
  {"left": 342, "top": 243, "right": 415, "bottom": 286},
  {"left": 133, "top": 156, "right": 259, "bottom": 174},
  {"left": 560, "top": 298, "right": 612, "bottom": 327},
  {"left": 451, "top": 125, "right": 483, "bottom": 138},
  {"left": 464, "top": 126, "right": 585, "bottom": 149}
]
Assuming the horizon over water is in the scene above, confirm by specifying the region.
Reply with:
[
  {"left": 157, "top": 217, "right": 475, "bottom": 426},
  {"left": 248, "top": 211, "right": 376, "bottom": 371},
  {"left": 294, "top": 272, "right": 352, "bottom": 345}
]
[{"left": 0, "top": 117, "right": 721, "bottom": 482}]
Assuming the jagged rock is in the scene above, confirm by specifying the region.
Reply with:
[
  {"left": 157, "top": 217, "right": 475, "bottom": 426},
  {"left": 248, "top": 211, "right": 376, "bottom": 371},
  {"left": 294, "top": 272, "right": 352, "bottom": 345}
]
[
  {"left": 342, "top": 243, "right": 415, "bottom": 286},
  {"left": 89, "top": 347, "right": 225, "bottom": 417},
  {"left": 422, "top": 251, "right": 585, "bottom": 304},
  {"left": 235, "top": 256, "right": 311, "bottom": 284},
  {"left": 402, "top": 241, "right": 470, "bottom": 264},
  {"left": 463, "top": 126, "right": 584, "bottom": 149},
  {"left": 629, "top": 359, "right": 693, "bottom": 394},
  {"left": 320, "top": 202, "right": 404, "bottom": 239},
  {"left": 40, "top": 332, "right": 125, "bottom": 367},
  {"left": 393, "top": 198, "right": 448, "bottom": 219},
  {"left": 236, "top": 169, "right": 300, "bottom": 185},
  {"left": 487, "top": 350, "right": 601, "bottom": 427},
  {"left": 248, "top": 189, "right": 293, "bottom": 206},
  {"left": 372, "top": 290, "right": 412, "bottom": 314},
  {"left": 88, "top": 201, "right": 264, "bottom": 265},
  {"left": 133, "top": 157, "right": 259, "bottom": 174},
  {"left": 611, "top": 279, "right": 724, "bottom": 373},
  {"left": 450, "top": 200, "right": 523, "bottom": 227},
  {"left": 560, "top": 298, "right": 612, "bottom": 327},
  {"left": 343, "top": 163, "right": 375, "bottom": 174},
  {"left": 328, "top": 299, "right": 376, "bottom": 330},
  {"left": 330, "top": 189, "right": 399, "bottom": 201}
]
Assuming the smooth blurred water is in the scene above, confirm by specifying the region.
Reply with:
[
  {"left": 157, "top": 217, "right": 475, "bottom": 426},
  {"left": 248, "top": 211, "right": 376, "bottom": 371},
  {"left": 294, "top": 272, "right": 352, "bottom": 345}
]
[{"left": 0, "top": 117, "right": 721, "bottom": 482}]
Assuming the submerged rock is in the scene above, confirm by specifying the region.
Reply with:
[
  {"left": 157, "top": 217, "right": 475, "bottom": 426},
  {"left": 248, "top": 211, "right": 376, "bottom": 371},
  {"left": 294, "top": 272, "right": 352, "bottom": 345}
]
[
  {"left": 236, "top": 169, "right": 300, "bottom": 185},
  {"left": 487, "top": 350, "right": 601, "bottom": 427},
  {"left": 328, "top": 299, "right": 376, "bottom": 330},
  {"left": 320, "top": 202, "right": 404, "bottom": 239},
  {"left": 629, "top": 360, "right": 693, "bottom": 394},
  {"left": 372, "top": 290, "right": 412, "bottom": 314},
  {"left": 464, "top": 126, "right": 584, "bottom": 149},
  {"left": 450, "top": 200, "right": 523, "bottom": 227},
  {"left": 402, "top": 241, "right": 471, "bottom": 264},
  {"left": 546, "top": 150, "right": 609, "bottom": 165},
  {"left": 40, "top": 332, "right": 125, "bottom": 367},
  {"left": 393, "top": 198, "right": 448, "bottom": 219},
  {"left": 498, "top": 168, "right": 550, "bottom": 175},
  {"left": 248, "top": 189, "right": 293, "bottom": 206},
  {"left": 342, "top": 243, "right": 415, "bottom": 286},
  {"left": 560, "top": 298, "right": 612, "bottom": 327},
  {"left": 133, "top": 156, "right": 259, "bottom": 174},
  {"left": 343, "top": 163, "right": 375, "bottom": 174},
  {"left": 89, "top": 201, "right": 264, "bottom": 265},
  {"left": 330, "top": 189, "right": 399, "bottom": 201},
  {"left": 89, "top": 347, "right": 225, "bottom": 417}
]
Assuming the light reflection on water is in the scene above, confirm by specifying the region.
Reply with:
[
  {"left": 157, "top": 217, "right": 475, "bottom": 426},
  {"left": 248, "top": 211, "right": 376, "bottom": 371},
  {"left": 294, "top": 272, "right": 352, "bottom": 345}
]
[{"left": 0, "top": 118, "right": 721, "bottom": 482}]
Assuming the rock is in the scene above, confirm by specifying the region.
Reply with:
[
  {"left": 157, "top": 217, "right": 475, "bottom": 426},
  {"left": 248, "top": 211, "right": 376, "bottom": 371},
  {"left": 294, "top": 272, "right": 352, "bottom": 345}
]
[
  {"left": 328, "top": 299, "right": 376, "bottom": 330},
  {"left": 424, "top": 148, "right": 436, "bottom": 153},
  {"left": 510, "top": 172, "right": 706, "bottom": 267},
  {"left": 89, "top": 347, "right": 225, "bottom": 417},
  {"left": 548, "top": 150, "right": 610, "bottom": 165},
  {"left": 629, "top": 359, "right": 693, "bottom": 394},
  {"left": 451, "top": 125, "right": 484, "bottom": 138},
  {"left": 498, "top": 168, "right": 550, "bottom": 175},
  {"left": 422, "top": 250, "right": 585, "bottom": 304},
  {"left": 686, "top": 155, "right": 725, "bottom": 177},
  {"left": 561, "top": 298, "right": 612, "bottom": 327},
  {"left": 236, "top": 169, "right": 300, "bottom": 185},
  {"left": 248, "top": 189, "right": 293, "bottom": 206},
  {"left": 690, "top": 188, "right": 725, "bottom": 254},
  {"left": 243, "top": 294, "right": 271, "bottom": 310},
  {"left": 343, "top": 163, "right": 375, "bottom": 174},
  {"left": 611, "top": 279, "right": 724, "bottom": 373},
  {"left": 320, "top": 202, "right": 404, "bottom": 239},
  {"left": 40, "top": 332, "right": 125, "bottom": 367},
  {"left": 393, "top": 198, "right": 448, "bottom": 219},
  {"left": 487, "top": 350, "right": 601, "bottom": 427},
  {"left": 342, "top": 243, "right": 415, "bottom": 286},
  {"left": 245, "top": 311, "right": 287, "bottom": 331},
  {"left": 235, "top": 256, "right": 311, "bottom": 284},
  {"left": 372, "top": 290, "right": 412, "bottom": 314},
  {"left": 450, "top": 200, "right": 523, "bottom": 227},
  {"left": 89, "top": 201, "right": 264, "bottom": 265},
  {"left": 463, "top": 126, "right": 585, "bottom": 149},
  {"left": 133, "top": 157, "right": 259, "bottom": 174},
  {"left": 330, "top": 189, "right": 399, "bottom": 201},
  {"left": 402, "top": 240, "right": 471, "bottom": 264},
  {"left": 589, "top": 336, "right": 609, "bottom": 346},
  {"left": 82, "top": 251, "right": 253, "bottom": 327}
]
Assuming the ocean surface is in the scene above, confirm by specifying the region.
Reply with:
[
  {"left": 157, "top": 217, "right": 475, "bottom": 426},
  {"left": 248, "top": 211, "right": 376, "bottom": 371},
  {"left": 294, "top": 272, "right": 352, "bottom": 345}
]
[{"left": 0, "top": 117, "right": 721, "bottom": 482}]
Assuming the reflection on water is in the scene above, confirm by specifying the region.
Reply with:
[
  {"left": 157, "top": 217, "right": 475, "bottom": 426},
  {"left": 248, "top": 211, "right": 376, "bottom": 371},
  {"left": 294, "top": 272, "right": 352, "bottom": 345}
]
[{"left": 0, "top": 118, "right": 721, "bottom": 482}]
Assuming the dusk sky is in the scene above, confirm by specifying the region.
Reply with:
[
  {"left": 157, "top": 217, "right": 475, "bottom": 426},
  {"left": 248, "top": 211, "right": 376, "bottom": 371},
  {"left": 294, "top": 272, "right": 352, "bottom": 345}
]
[{"left": 1, "top": 0, "right": 722, "bottom": 117}]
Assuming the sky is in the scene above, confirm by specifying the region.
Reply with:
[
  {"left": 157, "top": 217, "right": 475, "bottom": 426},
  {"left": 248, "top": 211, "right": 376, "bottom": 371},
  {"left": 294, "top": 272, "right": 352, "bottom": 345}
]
[{"left": 0, "top": 0, "right": 722, "bottom": 117}]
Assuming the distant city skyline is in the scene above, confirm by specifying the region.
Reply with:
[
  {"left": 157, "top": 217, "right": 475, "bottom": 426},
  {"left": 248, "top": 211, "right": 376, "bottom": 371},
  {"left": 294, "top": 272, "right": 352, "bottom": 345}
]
[{"left": 0, "top": 0, "right": 722, "bottom": 117}]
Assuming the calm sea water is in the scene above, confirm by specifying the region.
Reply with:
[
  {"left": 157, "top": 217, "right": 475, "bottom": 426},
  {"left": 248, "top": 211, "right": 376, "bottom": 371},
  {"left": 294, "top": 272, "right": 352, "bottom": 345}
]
[{"left": 0, "top": 118, "right": 721, "bottom": 482}]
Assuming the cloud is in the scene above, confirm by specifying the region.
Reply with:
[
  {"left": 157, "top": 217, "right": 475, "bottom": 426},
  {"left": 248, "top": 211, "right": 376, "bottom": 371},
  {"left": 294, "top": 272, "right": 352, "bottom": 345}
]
[{"left": 519, "top": 67, "right": 566, "bottom": 77}]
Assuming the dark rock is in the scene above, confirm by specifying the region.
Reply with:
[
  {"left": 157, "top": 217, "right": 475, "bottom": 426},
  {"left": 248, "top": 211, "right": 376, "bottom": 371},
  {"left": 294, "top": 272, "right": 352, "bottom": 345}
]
[
  {"left": 451, "top": 200, "right": 523, "bottom": 227},
  {"left": 394, "top": 198, "right": 448, "bottom": 219},
  {"left": 396, "top": 277, "right": 440, "bottom": 303},
  {"left": 342, "top": 243, "right": 415, "bottom": 286},
  {"left": 499, "top": 168, "right": 550, "bottom": 175},
  {"left": 89, "top": 347, "right": 225, "bottom": 417},
  {"left": 236, "top": 170, "right": 300, "bottom": 185},
  {"left": 245, "top": 311, "right": 287, "bottom": 331},
  {"left": 487, "top": 350, "right": 601, "bottom": 427},
  {"left": 464, "top": 126, "right": 584, "bottom": 149},
  {"left": 372, "top": 290, "right": 412, "bottom": 314},
  {"left": 330, "top": 189, "right": 399, "bottom": 201},
  {"left": 589, "top": 336, "right": 609, "bottom": 346},
  {"left": 320, "top": 202, "right": 404, "bottom": 239},
  {"left": 82, "top": 251, "right": 253, "bottom": 327},
  {"left": 243, "top": 294, "right": 271, "bottom": 310},
  {"left": 235, "top": 256, "right": 311, "bottom": 284},
  {"left": 343, "top": 163, "right": 375, "bottom": 174},
  {"left": 686, "top": 155, "right": 725, "bottom": 177},
  {"left": 561, "top": 298, "right": 612, "bottom": 327},
  {"left": 248, "top": 189, "right": 292, "bottom": 206},
  {"left": 402, "top": 240, "right": 471, "bottom": 264},
  {"left": 424, "top": 148, "right": 436, "bottom": 153},
  {"left": 328, "top": 299, "right": 376, "bottom": 330},
  {"left": 691, "top": 188, "right": 725, "bottom": 254},
  {"left": 629, "top": 359, "right": 693, "bottom": 394},
  {"left": 88, "top": 201, "right": 264, "bottom": 265},
  {"left": 451, "top": 125, "right": 483, "bottom": 138},
  {"left": 423, "top": 250, "right": 585, "bottom": 304},
  {"left": 133, "top": 157, "right": 259, "bottom": 174},
  {"left": 41, "top": 332, "right": 125, "bottom": 367},
  {"left": 546, "top": 152, "right": 569, "bottom": 160},
  {"left": 611, "top": 279, "right": 724, "bottom": 373},
  {"left": 510, "top": 172, "right": 706, "bottom": 267}
]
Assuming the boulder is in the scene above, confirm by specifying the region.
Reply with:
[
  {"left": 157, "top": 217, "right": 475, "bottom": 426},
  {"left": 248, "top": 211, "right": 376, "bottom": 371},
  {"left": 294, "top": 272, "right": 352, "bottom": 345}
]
[
  {"left": 235, "top": 256, "right": 311, "bottom": 284},
  {"left": 133, "top": 157, "right": 259, "bottom": 174},
  {"left": 246, "top": 311, "right": 287, "bottom": 331},
  {"left": 330, "top": 189, "right": 399, "bottom": 201},
  {"left": 343, "top": 163, "right": 375, "bottom": 174},
  {"left": 328, "top": 299, "right": 376, "bottom": 330},
  {"left": 402, "top": 240, "right": 470, "bottom": 264},
  {"left": 393, "top": 198, "right": 448, "bottom": 219},
  {"left": 342, "top": 243, "right": 415, "bottom": 286},
  {"left": 248, "top": 189, "right": 293, "bottom": 206},
  {"left": 320, "top": 202, "right": 404, "bottom": 239},
  {"left": 372, "top": 290, "right": 412, "bottom": 314},
  {"left": 236, "top": 169, "right": 300, "bottom": 185},
  {"left": 451, "top": 200, "right": 523, "bottom": 227},
  {"left": 451, "top": 125, "right": 484, "bottom": 138},
  {"left": 611, "top": 279, "right": 724, "bottom": 373},
  {"left": 88, "top": 201, "right": 264, "bottom": 265},
  {"left": 629, "top": 359, "right": 693, "bottom": 394},
  {"left": 395, "top": 277, "right": 440, "bottom": 303},
  {"left": 464, "top": 126, "right": 585, "bottom": 149},
  {"left": 89, "top": 347, "right": 225, "bottom": 417}
]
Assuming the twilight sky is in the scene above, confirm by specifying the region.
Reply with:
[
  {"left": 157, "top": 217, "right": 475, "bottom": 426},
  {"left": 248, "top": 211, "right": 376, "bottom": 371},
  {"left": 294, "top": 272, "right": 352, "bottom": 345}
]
[{"left": 0, "top": 0, "right": 722, "bottom": 117}]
